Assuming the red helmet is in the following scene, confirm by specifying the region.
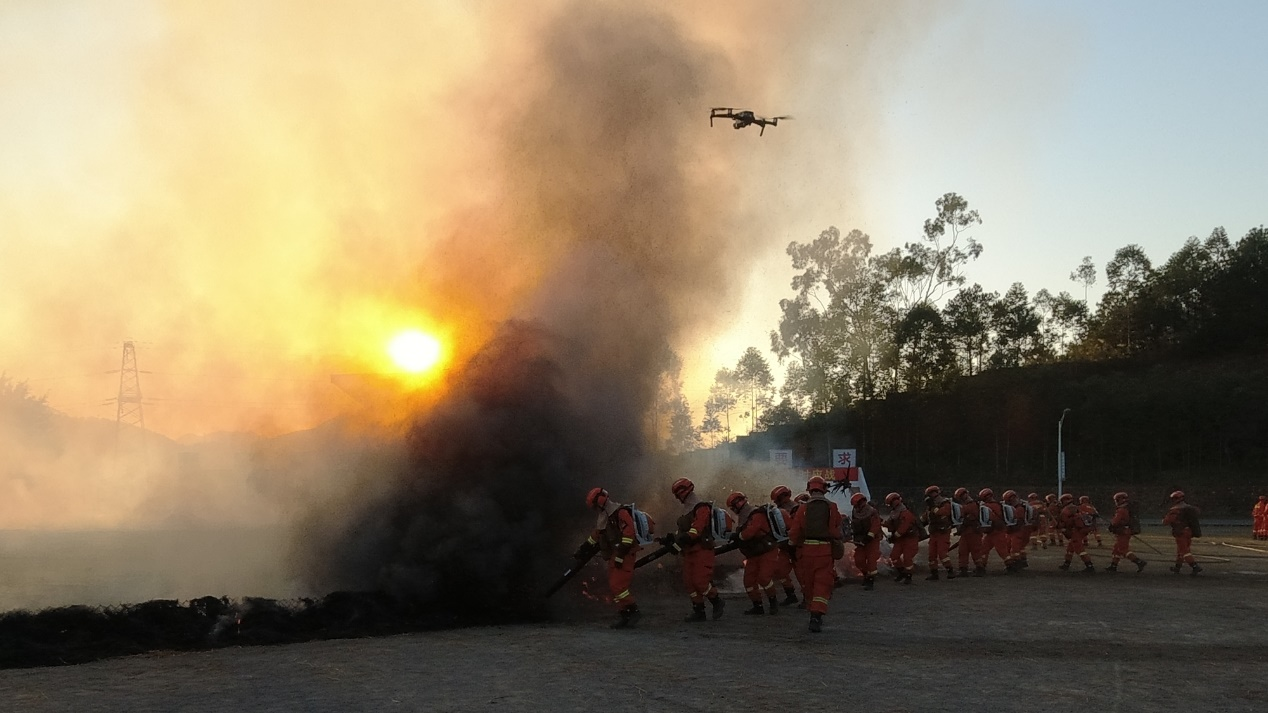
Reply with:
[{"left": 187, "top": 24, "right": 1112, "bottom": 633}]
[
  {"left": 1113, "top": 492, "right": 1129, "bottom": 504},
  {"left": 585, "top": 487, "right": 608, "bottom": 510},
  {"left": 1045, "top": 493, "right": 1057, "bottom": 503},
  {"left": 770, "top": 485, "right": 793, "bottom": 504},
  {"left": 726, "top": 492, "right": 747, "bottom": 512},
  {"left": 924, "top": 485, "right": 941, "bottom": 498},
  {"left": 1002, "top": 489, "right": 1017, "bottom": 502},
  {"left": 794, "top": 492, "right": 811, "bottom": 504},
  {"left": 807, "top": 475, "right": 829, "bottom": 493},
  {"left": 978, "top": 488, "right": 994, "bottom": 501},
  {"left": 885, "top": 492, "right": 902, "bottom": 507},
  {"left": 953, "top": 487, "right": 969, "bottom": 501},
  {"left": 851, "top": 492, "right": 868, "bottom": 508},
  {"left": 1026, "top": 492, "right": 1039, "bottom": 501},
  {"left": 1170, "top": 490, "right": 1185, "bottom": 501},
  {"left": 671, "top": 478, "right": 694, "bottom": 501},
  {"left": 1078, "top": 495, "right": 1090, "bottom": 504},
  {"left": 1060, "top": 493, "right": 1074, "bottom": 504}
]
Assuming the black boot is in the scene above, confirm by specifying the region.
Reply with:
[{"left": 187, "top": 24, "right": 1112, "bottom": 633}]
[
  {"left": 944, "top": 568, "right": 957, "bottom": 579},
  {"left": 1104, "top": 563, "right": 1119, "bottom": 572},
  {"left": 1170, "top": 564, "right": 1182, "bottom": 574},
  {"left": 743, "top": 601, "right": 765, "bottom": 616},
  {"left": 808, "top": 612, "right": 823, "bottom": 633},
  {"left": 611, "top": 606, "right": 640, "bottom": 629},
  {"left": 901, "top": 572, "right": 913, "bottom": 585},
  {"left": 973, "top": 566, "right": 985, "bottom": 577},
  {"left": 767, "top": 597, "right": 779, "bottom": 615},
  {"left": 958, "top": 566, "right": 969, "bottom": 577},
  {"left": 782, "top": 588, "right": 799, "bottom": 606},
  {"left": 1058, "top": 561, "right": 1071, "bottom": 571},
  {"left": 926, "top": 570, "right": 940, "bottom": 581},
  {"left": 863, "top": 576, "right": 875, "bottom": 591},
  {"left": 710, "top": 596, "right": 725, "bottom": 620},
  {"left": 684, "top": 603, "right": 707, "bottom": 622},
  {"left": 1190, "top": 564, "right": 1203, "bottom": 576},
  {"left": 1135, "top": 559, "right": 1148, "bottom": 573},
  {"left": 893, "top": 570, "right": 905, "bottom": 582},
  {"left": 1082, "top": 562, "right": 1095, "bottom": 574}
]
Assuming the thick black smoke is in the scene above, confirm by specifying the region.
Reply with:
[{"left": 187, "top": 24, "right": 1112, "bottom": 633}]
[{"left": 291, "top": 1, "right": 750, "bottom": 617}]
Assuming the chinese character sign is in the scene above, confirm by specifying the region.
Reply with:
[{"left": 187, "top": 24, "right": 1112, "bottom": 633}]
[
  {"left": 832, "top": 449, "right": 856, "bottom": 468},
  {"left": 770, "top": 450, "right": 793, "bottom": 466}
]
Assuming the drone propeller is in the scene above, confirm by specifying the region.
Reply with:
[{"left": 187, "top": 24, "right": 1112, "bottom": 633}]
[{"left": 770, "top": 115, "right": 793, "bottom": 121}]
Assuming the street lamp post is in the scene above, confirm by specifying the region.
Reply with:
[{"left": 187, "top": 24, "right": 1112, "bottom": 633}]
[{"left": 1057, "top": 408, "right": 1071, "bottom": 498}]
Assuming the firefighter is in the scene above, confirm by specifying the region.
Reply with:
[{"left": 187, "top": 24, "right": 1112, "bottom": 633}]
[
  {"left": 789, "top": 475, "right": 844, "bottom": 633},
  {"left": 921, "top": 486, "right": 956, "bottom": 580},
  {"left": 1252, "top": 495, "right": 1268, "bottom": 540},
  {"left": 575, "top": 487, "right": 642, "bottom": 628},
  {"left": 669, "top": 478, "right": 725, "bottom": 621},
  {"left": 1002, "top": 490, "right": 1030, "bottom": 570},
  {"left": 850, "top": 492, "right": 883, "bottom": 590},
  {"left": 790, "top": 492, "right": 812, "bottom": 607},
  {"left": 1044, "top": 494, "right": 1065, "bottom": 546},
  {"left": 953, "top": 488, "right": 982, "bottom": 577},
  {"left": 1162, "top": 490, "right": 1203, "bottom": 576},
  {"left": 977, "top": 488, "right": 1013, "bottom": 574},
  {"left": 884, "top": 492, "right": 919, "bottom": 584},
  {"left": 769, "top": 485, "right": 801, "bottom": 604},
  {"left": 1105, "top": 491, "right": 1147, "bottom": 573},
  {"left": 727, "top": 492, "right": 780, "bottom": 615},
  {"left": 1027, "top": 492, "right": 1049, "bottom": 550},
  {"left": 1079, "top": 495, "right": 1104, "bottom": 548},
  {"left": 1058, "top": 493, "right": 1095, "bottom": 573}
]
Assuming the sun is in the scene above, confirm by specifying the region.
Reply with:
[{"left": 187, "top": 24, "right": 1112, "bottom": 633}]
[{"left": 387, "top": 329, "right": 443, "bottom": 373}]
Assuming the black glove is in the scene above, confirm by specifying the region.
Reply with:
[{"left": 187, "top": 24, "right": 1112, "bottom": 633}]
[
  {"left": 729, "top": 531, "right": 741, "bottom": 543},
  {"left": 659, "top": 533, "right": 676, "bottom": 547},
  {"left": 572, "top": 542, "right": 596, "bottom": 560}
]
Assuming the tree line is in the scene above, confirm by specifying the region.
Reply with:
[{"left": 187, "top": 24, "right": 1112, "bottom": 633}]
[{"left": 675, "top": 192, "right": 1267, "bottom": 452}]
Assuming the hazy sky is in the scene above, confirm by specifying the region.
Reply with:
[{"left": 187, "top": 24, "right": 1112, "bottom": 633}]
[{"left": 2, "top": 1, "right": 1264, "bottom": 439}]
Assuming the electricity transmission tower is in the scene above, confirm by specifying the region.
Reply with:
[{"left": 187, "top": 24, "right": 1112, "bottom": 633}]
[{"left": 111, "top": 340, "right": 149, "bottom": 436}]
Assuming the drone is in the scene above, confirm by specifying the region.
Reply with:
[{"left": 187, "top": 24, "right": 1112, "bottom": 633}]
[{"left": 709, "top": 107, "right": 791, "bottom": 136}]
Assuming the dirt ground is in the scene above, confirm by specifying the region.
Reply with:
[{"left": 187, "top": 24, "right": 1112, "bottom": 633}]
[{"left": 3, "top": 525, "right": 1268, "bottom": 713}]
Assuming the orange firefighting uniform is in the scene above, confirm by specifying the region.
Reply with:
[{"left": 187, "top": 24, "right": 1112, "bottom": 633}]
[
  {"left": 885, "top": 505, "right": 920, "bottom": 576},
  {"left": 924, "top": 497, "right": 955, "bottom": 573},
  {"left": 677, "top": 501, "right": 718, "bottom": 604},
  {"left": 735, "top": 506, "right": 779, "bottom": 606},
  {"left": 957, "top": 499, "right": 981, "bottom": 571},
  {"left": 772, "top": 501, "right": 798, "bottom": 594},
  {"left": 1006, "top": 501, "right": 1030, "bottom": 568},
  {"left": 789, "top": 493, "right": 844, "bottom": 615},
  {"left": 1163, "top": 502, "right": 1200, "bottom": 567},
  {"left": 1252, "top": 498, "right": 1268, "bottom": 539},
  {"left": 1108, "top": 505, "right": 1143, "bottom": 567},
  {"left": 1079, "top": 501, "right": 1104, "bottom": 546},
  {"left": 1045, "top": 500, "right": 1065, "bottom": 545},
  {"left": 978, "top": 499, "right": 1011, "bottom": 570},
  {"left": 1060, "top": 503, "right": 1094, "bottom": 567},
  {"left": 851, "top": 502, "right": 883, "bottom": 581},
  {"left": 586, "top": 506, "right": 641, "bottom": 611},
  {"left": 1029, "top": 497, "right": 1049, "bottom": 549}
]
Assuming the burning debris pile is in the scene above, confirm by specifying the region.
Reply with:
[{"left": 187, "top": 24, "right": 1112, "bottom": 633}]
[{"left": 0, "top": 591, "right": 531, "bottom": 670}]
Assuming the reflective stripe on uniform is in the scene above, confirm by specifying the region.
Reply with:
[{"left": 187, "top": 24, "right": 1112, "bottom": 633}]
[
  {"left": 813, "top": 597, "right": 829, "bottom": 605},
  {"left": 803, "top": 539, "right": 829, "bottom": 545}
]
